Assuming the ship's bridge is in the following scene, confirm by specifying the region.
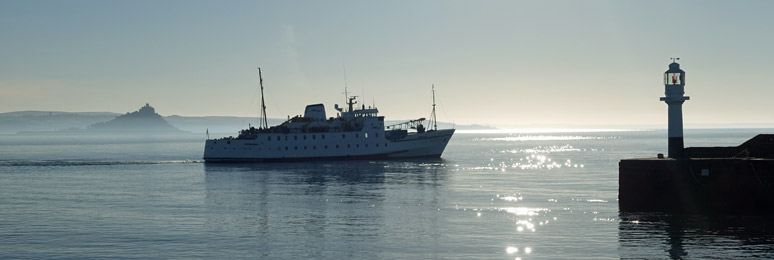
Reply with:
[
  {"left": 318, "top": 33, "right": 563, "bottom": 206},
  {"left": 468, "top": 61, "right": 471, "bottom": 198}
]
[
  {"left": 344, "top": 108, "right": 379, "bottom": 118},
  {"left": 335, "top": 96, "right": 379, "bottom": 119}
]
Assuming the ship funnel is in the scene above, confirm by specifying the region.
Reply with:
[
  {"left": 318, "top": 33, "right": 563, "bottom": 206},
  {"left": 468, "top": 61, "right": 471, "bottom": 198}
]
[{"left": 304, "top": 104, "right": 326, "bottom": 119}]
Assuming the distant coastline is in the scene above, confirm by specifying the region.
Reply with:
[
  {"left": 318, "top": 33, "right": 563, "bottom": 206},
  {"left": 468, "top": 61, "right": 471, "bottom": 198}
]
[
  {"left": 1, "top": 108, "right": 495, "bottom": 135},
  {"left": 11, "top": 104, "right": 184, "bottom": 134}
]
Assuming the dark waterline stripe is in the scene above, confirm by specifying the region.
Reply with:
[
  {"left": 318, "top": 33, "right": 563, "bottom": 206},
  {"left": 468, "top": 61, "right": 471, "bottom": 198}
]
[{"left": 0, "top": 160, "right": 202, "bottom": 167}]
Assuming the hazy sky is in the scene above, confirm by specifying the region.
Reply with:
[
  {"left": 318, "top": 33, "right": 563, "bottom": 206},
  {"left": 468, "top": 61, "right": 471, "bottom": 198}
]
[{"left": 2, "top": 0, "right": 773, "bottom": 127}]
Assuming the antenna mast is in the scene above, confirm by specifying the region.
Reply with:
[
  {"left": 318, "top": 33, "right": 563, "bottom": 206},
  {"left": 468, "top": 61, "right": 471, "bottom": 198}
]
[
  {"left": 431, "top": 84, "right": 437, "bottom": 131},
  {"left": 258, "top": 68, "right": 268, "bottom": 129}
]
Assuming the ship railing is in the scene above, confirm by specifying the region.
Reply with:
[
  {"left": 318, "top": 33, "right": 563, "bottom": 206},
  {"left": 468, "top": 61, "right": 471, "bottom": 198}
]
[{"left": 386, "top": 118, "right": 426, "bottom": 130}]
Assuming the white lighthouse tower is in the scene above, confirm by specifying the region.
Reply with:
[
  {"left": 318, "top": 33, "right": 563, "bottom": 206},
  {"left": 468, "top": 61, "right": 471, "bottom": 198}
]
[{"left": 660, "top": 58, "right": 689, "bottom": 158}]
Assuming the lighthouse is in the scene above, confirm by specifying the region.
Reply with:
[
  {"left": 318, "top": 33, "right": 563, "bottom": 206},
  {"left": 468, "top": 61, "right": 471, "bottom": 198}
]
[{"left": 660, "top": 58, "right": 690, "bottom": 158}]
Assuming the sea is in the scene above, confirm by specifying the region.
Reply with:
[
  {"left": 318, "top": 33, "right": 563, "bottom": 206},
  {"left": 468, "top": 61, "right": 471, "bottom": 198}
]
[{"left": 1, "top": 129, "right": 773, "bottom": 259}]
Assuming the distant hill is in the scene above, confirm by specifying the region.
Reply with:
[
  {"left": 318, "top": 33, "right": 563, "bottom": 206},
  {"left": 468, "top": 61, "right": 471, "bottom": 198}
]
[
  {"left": 85, "top": 104, "right": 183, "bottom": 133},
  {"left": 0, "top": 111, "right": 119, "bottom": 117},
  {"left": 0, "top": 111, "right": 118, "bottom": 134}
]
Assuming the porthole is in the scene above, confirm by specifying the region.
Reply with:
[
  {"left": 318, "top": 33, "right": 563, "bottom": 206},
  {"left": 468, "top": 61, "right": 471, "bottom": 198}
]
[
  {"left": 312, "top": 135, "right": 316, "bottom": 140},
  {"left": 342, "top": 134, "right": 346, "bottom": 139},
  {"left": 295, "top": 146, "right": 298, "bottom": 150},
  {"left": 376, "top": 143, "right": 379, "bottom": 147},
  {"left": 355, "top": 133, "right": 359, "bottom": 138},
  {"left": 322, "top": 135, "right": 326, "bottom": 139},
  {"left": 336, "top": 145, "right": 340, "bottom": 149},
  {"left": 365, "top": 133, "right": 368, "bottom": 138},
  {"left": 268, "top": 136, "right": 271, "bottom": 141},
  {"left": 294, "top": 136, "right": 298, "bottom": 140},
  {"left": 303, "top": 135, "right": 307, "bottom": 140},
  {"left": 347, "top": 144, "right": 351, "bottom": 148},
  {"left": 356, "top": 144, "right": 359, "bottom": 148},
  {"left": 276, "top": 136, "right": 280, "bottom": 141}
]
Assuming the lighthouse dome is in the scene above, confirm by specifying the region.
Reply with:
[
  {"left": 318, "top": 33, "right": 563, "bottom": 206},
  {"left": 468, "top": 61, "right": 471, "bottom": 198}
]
[{"left": 666, "top": 62, "right": 684, "bottom": 73}]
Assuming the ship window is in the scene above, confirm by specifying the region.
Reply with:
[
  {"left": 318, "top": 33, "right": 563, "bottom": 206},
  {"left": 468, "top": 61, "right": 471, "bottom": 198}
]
[
  {"left": 365, "top": 144, "right": 368, "bottom": 148},
  {"left": 356, "top": 144, "right": 359, "bottom": 148},
  {"left": 295, "top": 146, "right": 298, "bottom": 150},
  {"left": 342, "top": 134, "right": 346, "bottom": 139},
  {"left": 385, "top": 143, "right": 388, "bottom": 147},
  {"left": 294, "top": 136, "right": 298, "bottom": 140},
  {"left": 336, "top": 145, "right": 339, "bottom": 149},
  {"left": 376, "top": 143, "right": 379, "bottom": 147},
  {"left": 347, "top": 144, "right": 351, "bottom": 148},
  {"left": 303, "top": 135, "right": 307, "bottom": 140},
  {"left": 312, "top": 135, "right": 316, "bottom": 140},
  {"left": 355, "top": 133, "right": 359, "bottom": 138},
  {"left": 322, "top": 135, "right": 326, "bottom": 139},
  {"left": 313, "top": 145, "right": 316, "bottom": 149},
  {"left": 268, "top": 136, "right": 271, "bottom": 141},
  {"left": 325, "top": 145, "right": 328, "bottom": 149},
  {"left": 375, "top": 133, "right": 379, "bottom": 138},
  {"left": 285, "top": 136, "right": 288, "bottom": 141},
  {"left": 285, "top": 146, "right": 288, "bottom": 150},
  {"left": 365, "top": 133, "right": 368, "bottom": 138},
  {"left": 276, "top": 136, "right": 280, "bottom": 141},
  {"left": 304, "top": 146, "right": 307, "bottom": 150}
]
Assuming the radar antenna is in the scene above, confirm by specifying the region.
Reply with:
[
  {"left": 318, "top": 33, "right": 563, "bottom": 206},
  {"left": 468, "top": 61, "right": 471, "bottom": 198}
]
[{"left": 430, "top": 84, "right": 437, "bottom": 131}]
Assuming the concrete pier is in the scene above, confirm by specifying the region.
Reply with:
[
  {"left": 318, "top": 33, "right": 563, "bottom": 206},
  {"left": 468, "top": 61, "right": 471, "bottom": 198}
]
[{"left": 619, "top": 134, "right": 774, "bottom": 214}]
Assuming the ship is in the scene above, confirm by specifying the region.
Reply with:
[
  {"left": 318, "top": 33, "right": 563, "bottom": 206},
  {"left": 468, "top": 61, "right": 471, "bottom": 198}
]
[{"left": 203, "top": 69, "right": 455, "bottom": 162}]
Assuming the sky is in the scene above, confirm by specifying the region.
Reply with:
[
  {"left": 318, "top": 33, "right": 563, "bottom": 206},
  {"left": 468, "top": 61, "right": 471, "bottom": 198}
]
[{"left": 1, "top": 0, "right": 773, "bottom": 128}]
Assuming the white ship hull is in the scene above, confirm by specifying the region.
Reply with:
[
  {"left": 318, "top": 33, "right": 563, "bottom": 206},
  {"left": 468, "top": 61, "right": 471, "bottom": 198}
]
[{"left": 203, "top": 129, "right": 454, "bottom": 162}]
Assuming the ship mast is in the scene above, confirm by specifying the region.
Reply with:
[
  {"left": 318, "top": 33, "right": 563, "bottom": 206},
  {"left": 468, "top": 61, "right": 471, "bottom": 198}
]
[
  {"left": 258, "top": 68, "right": 268, "bottom": 129},
  {"left": 431, "top": 84, "right": 437, "bottom": 131}
]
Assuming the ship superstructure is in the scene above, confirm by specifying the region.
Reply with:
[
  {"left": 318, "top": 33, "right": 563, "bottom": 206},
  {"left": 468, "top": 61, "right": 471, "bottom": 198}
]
[{"left": 203, "top": 70, "right": 454, "bottom": 162}]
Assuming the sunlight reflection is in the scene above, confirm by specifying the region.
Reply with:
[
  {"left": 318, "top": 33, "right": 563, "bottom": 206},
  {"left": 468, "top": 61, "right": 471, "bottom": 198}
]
[
  {"left": 500, "top": 207, "right": 548, "bottom": 216},
  {"left": 476, "top": 135, "right": 618, "bottom": 141},
  {"left": 459, "top": 128, "right": 632, "bottom": 134},
  {"left": 502, "top": 144, "right": 580, "bottom": 154},
  {"left": 500, "top": 195, "right": 523, "bottom": 202},
  {"left": 506, "top": 246, "right": 518, "bottom": 254}
]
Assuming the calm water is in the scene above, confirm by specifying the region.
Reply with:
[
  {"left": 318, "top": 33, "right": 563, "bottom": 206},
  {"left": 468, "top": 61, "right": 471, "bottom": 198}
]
[{"left": 1, "top": 129, "right": 773, "bottom": 259}]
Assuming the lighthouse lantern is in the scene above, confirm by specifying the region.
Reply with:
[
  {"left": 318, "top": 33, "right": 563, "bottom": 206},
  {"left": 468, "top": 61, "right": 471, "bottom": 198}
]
[{"left": 664, "top": 62, "right": 685, "bottom": 86}]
